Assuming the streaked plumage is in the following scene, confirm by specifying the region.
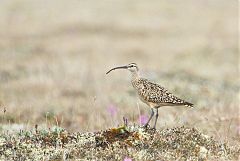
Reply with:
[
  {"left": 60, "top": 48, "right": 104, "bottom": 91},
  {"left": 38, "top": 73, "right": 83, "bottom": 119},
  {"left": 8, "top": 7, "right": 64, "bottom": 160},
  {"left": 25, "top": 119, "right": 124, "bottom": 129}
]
[
  {"left": 106, "top": 63, "right": 193, "bottom": 129},
  {"left": 132, "top": 78, "right": 193, "bottom": 108}
]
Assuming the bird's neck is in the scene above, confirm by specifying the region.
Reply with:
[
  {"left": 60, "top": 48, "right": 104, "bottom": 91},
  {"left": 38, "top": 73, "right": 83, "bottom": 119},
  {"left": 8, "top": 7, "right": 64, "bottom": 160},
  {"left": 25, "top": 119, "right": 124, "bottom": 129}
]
[
  {"left": 130, "top": 71, "right": 140, "bottom": 89},
  {"left": 131, "top": 71, "right": 140, "bottom": 81}
]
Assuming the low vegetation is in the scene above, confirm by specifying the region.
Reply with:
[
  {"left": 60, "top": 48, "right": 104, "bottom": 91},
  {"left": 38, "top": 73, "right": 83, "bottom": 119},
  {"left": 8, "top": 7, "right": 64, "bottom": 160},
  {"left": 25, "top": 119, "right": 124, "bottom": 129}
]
[{"left": 1, "top": 122, "right": 239, "bottom": 160}]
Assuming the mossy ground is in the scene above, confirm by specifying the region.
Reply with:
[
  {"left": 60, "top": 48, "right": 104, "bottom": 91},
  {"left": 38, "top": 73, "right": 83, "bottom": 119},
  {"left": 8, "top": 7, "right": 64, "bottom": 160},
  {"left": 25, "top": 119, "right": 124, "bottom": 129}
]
[{"left": 1, "top": 124, "right": 239, "bottom": 160}]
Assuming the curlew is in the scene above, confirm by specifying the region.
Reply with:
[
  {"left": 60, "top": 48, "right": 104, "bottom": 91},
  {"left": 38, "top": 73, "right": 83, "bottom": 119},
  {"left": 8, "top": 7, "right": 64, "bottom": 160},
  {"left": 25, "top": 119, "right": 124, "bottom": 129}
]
[{"left": 106, "top": 63, "right": 193, "bottom": 129}]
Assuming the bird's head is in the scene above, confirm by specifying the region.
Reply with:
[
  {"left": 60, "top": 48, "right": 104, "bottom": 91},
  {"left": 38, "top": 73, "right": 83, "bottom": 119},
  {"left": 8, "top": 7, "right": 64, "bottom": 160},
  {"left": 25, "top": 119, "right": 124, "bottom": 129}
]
[{"left": 106, "top": 63, "right": 139, "bottom": 74}]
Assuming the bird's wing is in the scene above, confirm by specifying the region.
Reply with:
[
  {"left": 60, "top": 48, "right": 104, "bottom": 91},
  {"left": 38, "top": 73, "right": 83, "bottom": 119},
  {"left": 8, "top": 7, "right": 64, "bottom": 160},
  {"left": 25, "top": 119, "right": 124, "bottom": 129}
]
[{"left": 142, "top": 79, "right": 193, "bottom": 107}]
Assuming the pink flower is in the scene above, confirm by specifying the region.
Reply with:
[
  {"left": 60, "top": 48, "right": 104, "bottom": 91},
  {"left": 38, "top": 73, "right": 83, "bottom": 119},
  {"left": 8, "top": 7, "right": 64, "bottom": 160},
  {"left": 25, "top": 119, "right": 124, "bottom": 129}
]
[
  {"left": 107, "top": 104, "right": 118, "bottom": 117},
  {"left": 124, "top": 157, "right": 132, "bottom": 161},
  {"left": 139, "top": 114, "right": 148, "bottom": 125}
]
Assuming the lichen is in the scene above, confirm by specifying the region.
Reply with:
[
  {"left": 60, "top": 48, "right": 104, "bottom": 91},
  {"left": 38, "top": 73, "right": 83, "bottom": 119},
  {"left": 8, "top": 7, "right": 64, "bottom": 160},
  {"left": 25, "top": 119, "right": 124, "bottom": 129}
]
[{"left": 0, "top": 125, "right": 239, "bottom": 160}]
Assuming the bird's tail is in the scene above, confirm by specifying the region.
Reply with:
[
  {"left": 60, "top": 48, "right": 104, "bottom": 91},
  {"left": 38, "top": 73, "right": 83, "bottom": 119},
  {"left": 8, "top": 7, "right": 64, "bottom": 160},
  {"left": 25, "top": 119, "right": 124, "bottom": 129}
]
[{"left": 184, "top": 101, "right": 194, "bottom": 108}]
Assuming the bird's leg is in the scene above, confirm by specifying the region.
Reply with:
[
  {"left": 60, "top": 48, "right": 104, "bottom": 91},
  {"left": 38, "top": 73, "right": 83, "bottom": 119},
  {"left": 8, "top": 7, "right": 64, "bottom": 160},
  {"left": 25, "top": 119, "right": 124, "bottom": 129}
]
[
  {"left": 153, "top": 108, "right": 159, "bottom": 129},
  {"left": 144, "top": 108, "right": 154, "bottom": 128}
]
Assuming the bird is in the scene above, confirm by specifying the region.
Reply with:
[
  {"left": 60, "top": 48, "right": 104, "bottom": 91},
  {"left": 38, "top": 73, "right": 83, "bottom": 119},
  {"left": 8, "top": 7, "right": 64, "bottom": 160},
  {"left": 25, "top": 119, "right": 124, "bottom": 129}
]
[{"left": 106, "top": 63, "right": 193, "bottom": 129}]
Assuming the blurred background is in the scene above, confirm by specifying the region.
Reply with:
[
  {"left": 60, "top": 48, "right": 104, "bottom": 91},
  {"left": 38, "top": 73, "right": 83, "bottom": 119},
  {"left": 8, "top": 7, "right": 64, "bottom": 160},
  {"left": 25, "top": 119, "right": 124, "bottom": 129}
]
[{"left": 0, "top": 0, "right": 238, "bottom": 144}]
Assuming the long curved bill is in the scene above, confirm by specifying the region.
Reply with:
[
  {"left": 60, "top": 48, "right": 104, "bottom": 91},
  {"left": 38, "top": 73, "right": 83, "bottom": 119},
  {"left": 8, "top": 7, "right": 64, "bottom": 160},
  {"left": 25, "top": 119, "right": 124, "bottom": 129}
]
[{"left": 106, "top": 65, "right": 128, "bottom": 74}]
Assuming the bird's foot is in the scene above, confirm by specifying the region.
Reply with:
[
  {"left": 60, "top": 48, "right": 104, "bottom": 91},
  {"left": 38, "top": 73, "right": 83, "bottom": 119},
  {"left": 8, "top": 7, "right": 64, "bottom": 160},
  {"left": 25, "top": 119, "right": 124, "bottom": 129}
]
[
  {"left": 142, "top": 123, "right": 150, "bottom": 129},
  {"left": 150, "top": 127, "right": 157, "bottom": 132},
  {"left": 142, "top": 124, "right": 157, "bottom": 133}
]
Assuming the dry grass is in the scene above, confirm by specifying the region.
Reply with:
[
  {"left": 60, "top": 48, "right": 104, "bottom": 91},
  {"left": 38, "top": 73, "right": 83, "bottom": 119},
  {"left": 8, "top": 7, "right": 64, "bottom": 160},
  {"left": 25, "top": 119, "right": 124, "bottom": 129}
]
[{"left": 0, "top": 0, "right": 239, "bottom": 160}]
